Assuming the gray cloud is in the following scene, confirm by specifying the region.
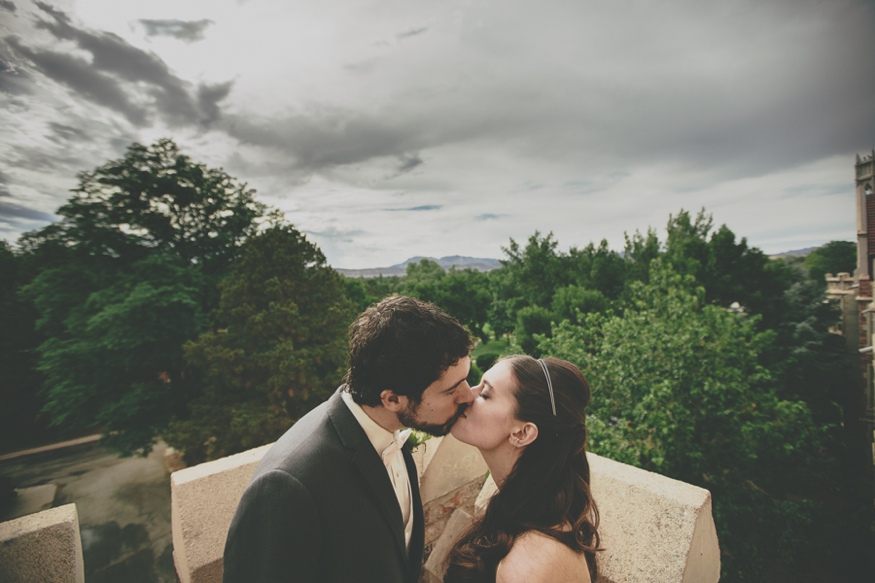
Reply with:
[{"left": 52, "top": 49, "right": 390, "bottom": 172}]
[
  {"left": 225, "top": 109, "right": 426, "bottom": 170},
  {"left": 0, "top": 199, "right": 55, "bottom": 222},
  {"left": 5, "top": 3, "right": 234, "bottom": 127},
  {"left": 474, "top": 214, "right": 506, "bottom": 221},
  {"left": 139, "top": 19, "right": 214, "bottom": 43},
  {"left": 395, "top": 153, "right": 423, "bottom": 174},
  {"left": 197, "top": 81, "right": 234, "bottom": 125},
  {"left": 304, "top": 226, "right": 366, "bottom": 242},
  {"left": 231, "top": 0, "right": 874, "bottom": 185},
  {"left": 397, "top": 26, "right": 428, "bottom": 39},
  {"left": 48, "top": 122, "right": 88, "bottom": 142},
  {"left": 0, "top": 169, "right": 11, "bottom": 198},
  {"left": 0, "top": 1, "right": 16, "bottom": 13},
  {"left": 0, "top": 48, "right": 32, "bottom": 95},
  {"left": 6, "top": 36, "right": 148, "bottom": 124}
]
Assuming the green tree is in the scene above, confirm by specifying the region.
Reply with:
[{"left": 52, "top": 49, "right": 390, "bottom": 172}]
[
  {"left": 488, "top": 232, "right": 569, "bottom": 336},
  {"left": 166, "top": 226, "right": 353, "bottom": 464},
  {"left": 20, "top": 139, "right": 267, "bottom": 454},
  {"left": 399, "top": 259, "right": 492, "bottom": 341},
  {"left": 514, "top": 305, "right": 553, "bottom": 357},
  {"left": 0, "top": 242, "right": 46, "bottom": 452},
  {"left": 566, "top": 239, "right": 627, "bottom": 299},
  {"left": 623, "top": 227, "right": 661, "bottom": 284},
  {"left": 343, "top": 274, "right": 402, "bottom": 314},
  {"left": 804, "top": 240, "right": 856, "bottom": 282},
  {"left": 540, "top": 260, "right": 836, "bottom": 581},
  {"left": 33, "top": 257, "right": 210, "bottom": 453},
  {"left": 551, "top": 285, "right": 610, "bottom": 324},
  {"left": 21, "top": 139, "right": 266, "bottom": 271},
  {"left": 500, "top": 232, "right": 568, "bottom": 307}
]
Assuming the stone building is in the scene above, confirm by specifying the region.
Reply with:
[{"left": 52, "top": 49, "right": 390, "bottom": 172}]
[{"left": 826, "top": 149, "right": 875, "bottom": 478}]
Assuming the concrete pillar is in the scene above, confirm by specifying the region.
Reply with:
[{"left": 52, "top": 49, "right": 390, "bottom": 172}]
[{"left": 0, "top": 503, "right": 85, "bottom": 583}]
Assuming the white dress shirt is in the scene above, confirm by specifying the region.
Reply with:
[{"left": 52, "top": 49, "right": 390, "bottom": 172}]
[{"left": 341, "top": 391, "right": 414, "bottom": 551}]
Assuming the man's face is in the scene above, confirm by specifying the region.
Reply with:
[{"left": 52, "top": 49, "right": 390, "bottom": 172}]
[{"left": 397, "top": 356, "right": 474, "bottom": 436}]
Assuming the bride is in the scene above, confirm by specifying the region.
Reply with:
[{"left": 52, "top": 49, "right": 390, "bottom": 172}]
[{"left": 444, "top": 355, "right": 601, "bottom": 583}]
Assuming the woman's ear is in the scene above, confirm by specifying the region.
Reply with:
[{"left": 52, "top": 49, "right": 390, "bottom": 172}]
[
  {"left": 379, "top": 389, "right": 407, "bottom": 412},
  {"left": 509, "top": 422, "right": 538, "bottom": 448}
]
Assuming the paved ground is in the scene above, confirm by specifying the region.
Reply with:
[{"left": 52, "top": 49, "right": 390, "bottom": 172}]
[{"left": 0, "top": 440, "right": 176, "bottom": 583}]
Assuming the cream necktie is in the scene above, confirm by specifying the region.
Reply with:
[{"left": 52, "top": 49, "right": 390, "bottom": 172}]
[{"left": 381, "top": 429, "right": 412, "bottom": 464}]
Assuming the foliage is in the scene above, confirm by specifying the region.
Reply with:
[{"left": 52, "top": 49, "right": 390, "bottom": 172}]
[
  {"left": 472, "top": 337, "right": 508, "bottom": 373},
  {"left": 343, "top": 274, "right": 402, "bottom": 314},
  {"left": 804, "top": 240, "right": 856, "bottom": 282},
  {"left": 499, "top": 232, "right": 568, "bottom": 308},
  {"left": 551, "top": 285, "right": 610, "bottom": 324},
  {"left": 20, "top": 138, "right": 267, "bottom": 272},
  {"left": 540, "top": 260, "right": 836, "bottom": 581},
  {"left": 566, "top": 239, "right": 627, "bottom": 299},
  {"left": 398, "top": 259, "right": 492, "bottom": 341},
  {"left": 19, "top": 139, "right": 267, "bottom": 454},
  {"left": 513, "top": 305, "right": 553, "bottom": 357},
  {"left": 165, "top": 226, "right": 353, "bottom": 464},
  {"left": 0, "top": 242, "right": 46, "bottom": 451},
  {"left": 659, "top": 210, "right": 793, "bottom": 329},
  {"left": 622, "top": 227, "right": 661, "bottom": 284},
  {"left": 29, "top": 256, "right": 209, "bottom": 454}
]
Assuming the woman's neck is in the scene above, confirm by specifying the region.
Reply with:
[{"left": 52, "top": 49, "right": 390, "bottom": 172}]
[{"left": 480, "top": 444, "right": 522, "bottom": 488}]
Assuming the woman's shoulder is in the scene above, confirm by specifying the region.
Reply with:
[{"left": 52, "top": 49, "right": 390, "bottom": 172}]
[{"left": 495, "top": 530, "right": 591, "bottom": 583}]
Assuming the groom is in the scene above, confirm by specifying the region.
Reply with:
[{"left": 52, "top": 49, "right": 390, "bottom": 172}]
[{"left": 223, "top": 296, "right": 474, "bottom": 583}]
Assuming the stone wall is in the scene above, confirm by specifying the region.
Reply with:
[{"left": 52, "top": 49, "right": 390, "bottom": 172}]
[{"left": 170, "top": 437, "right": 719, "bottom": 583}]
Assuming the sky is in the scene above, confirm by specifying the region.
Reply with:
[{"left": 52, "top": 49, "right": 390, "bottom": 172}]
[{"left": 1, "top": 0, "right": 874, "bottom": 268}]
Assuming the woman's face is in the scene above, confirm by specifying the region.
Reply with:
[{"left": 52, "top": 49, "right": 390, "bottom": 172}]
[{"left": 450, "top": 359, "right": 520, "bottom": 451}]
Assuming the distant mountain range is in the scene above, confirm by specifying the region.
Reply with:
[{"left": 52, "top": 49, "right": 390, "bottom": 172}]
[
  {"left": 334, "top": 256, "right": 503, "bottom": 278},
  {"left": 769, "top": 246, "right": 818, "bottom": 257},
  {"left": 335, "top": 246, "right": 824, "bottom": 278}
]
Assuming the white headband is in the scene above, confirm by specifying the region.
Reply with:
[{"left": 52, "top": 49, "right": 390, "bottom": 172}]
[{"left": 537, "top": 358, "right": 557, "bottom": 416}]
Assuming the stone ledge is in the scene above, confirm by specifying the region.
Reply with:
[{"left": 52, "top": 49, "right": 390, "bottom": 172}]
[
  {"left": 589, "top": 454, "right": 719, "bottom": 583},
  {"left": 423, "top": 453, "right": 719, "bottom": 583},
  {"left": 0, "top": 503, "right": 84, "bottom": 583},
  {"left": 171, "top": 444, "right": 272, "bottom": 583},
  {"left": 171, "top": 445, "right": 718, "bottom": 583}
]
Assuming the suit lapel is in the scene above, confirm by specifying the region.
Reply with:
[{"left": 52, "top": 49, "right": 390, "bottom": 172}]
[
  {"left": 403, "top": 445, "right": 425, "bottom": 577},
  {"left": 326, "top": 392, "right": 410, "bottom": 571}
]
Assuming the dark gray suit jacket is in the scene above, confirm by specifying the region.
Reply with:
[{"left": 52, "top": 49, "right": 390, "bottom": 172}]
[{"left": 222, "top": 391, "right": 425, "bottom": 583}]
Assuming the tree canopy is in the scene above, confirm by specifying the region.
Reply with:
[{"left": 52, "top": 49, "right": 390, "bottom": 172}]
[
  {"left": 541, "top": 260, "right": 836, "bottom": 579},
  {"left": 20, "top": 139, "right": 268, "bottom": 454},
  {"left": 166, "top": 226, "right": 353, "bottom": 464}
]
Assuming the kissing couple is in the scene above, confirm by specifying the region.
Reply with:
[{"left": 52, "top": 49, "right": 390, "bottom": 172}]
[{"left": 223, "top": 296, "right": 601, "bottom": 583}]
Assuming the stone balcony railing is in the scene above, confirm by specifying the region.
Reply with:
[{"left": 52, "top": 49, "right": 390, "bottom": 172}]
[{"left": 1, "top": 434, "right": 720, "bottom": 583}]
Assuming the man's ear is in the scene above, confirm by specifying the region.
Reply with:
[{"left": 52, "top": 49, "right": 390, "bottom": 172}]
[
  {"left": 509, "top": 422, "right": 538, "bottom": 448},
  {"left": 379, "top": 389, "right": 407, "bottom": 412}
]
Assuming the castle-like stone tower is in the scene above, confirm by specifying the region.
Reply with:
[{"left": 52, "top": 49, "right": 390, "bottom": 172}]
[{"left": 827, "top": 150, "right": 875, "bottom": 503}]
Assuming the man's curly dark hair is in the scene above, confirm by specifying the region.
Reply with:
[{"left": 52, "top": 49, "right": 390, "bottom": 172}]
[{"left": 344, "top": 296, "right": 474, "bottom": 407}]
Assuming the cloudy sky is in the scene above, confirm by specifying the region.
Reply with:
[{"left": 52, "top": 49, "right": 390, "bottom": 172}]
[{"left": 1, "top": 0, "right": 874, "bottom": 268}]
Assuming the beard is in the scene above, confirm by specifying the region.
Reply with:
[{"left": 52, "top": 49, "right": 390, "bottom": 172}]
[{"left": 398, "top": 401, "right": 469, "bottom": 437}]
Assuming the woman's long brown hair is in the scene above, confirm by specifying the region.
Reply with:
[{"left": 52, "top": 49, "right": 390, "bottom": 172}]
[{"left": 443, "top": 356, "right": 601, "bottom": 583}]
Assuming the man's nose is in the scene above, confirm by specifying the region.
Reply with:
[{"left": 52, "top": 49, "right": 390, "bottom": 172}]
[{"left": 456, "top": 382, "right": 475, "bottom": 404}]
